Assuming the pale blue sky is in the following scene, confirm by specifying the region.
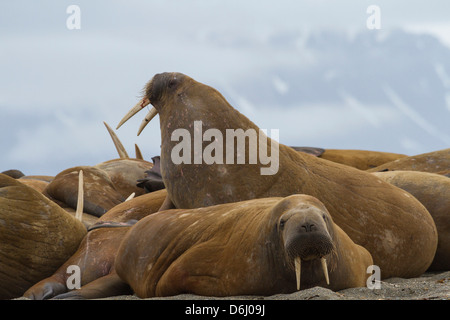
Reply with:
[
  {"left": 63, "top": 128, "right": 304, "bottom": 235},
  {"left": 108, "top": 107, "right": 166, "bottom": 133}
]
[{"left": 1, "top": 1, "right": 449, "bottom": 175}]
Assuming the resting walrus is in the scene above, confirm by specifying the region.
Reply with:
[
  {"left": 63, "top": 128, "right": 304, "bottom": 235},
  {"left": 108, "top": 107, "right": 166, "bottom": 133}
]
[
  {"left": 0, "top": 174, "right": 86, "bottom": 299},
  {"left": 291, "top": 147, "right": 407, "bottom": 170},
  {"left": 373, "top": 170, "right": 450, "bottom": 271},
  {"left": 115, "top": 194, "right": 373, "bottom": 297},
  {"left": 116, "top": 72, "right": 437, "bottom": 279},
  {"left": 367, "top": 148, "right": 450, "bottom": 174},
  {"left": 22, "top": 189, "right": 167, "bottom": 300}
]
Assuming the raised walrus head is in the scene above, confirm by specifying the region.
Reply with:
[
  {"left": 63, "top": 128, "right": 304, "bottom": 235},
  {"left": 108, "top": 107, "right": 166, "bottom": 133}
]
[{"left": 117, "top": 72, "right": 189, "bottom": 134}]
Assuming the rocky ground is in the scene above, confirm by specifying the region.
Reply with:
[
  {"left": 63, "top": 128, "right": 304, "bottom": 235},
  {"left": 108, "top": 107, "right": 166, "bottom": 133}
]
[{"left": 97, "top": 270, "right": 449, "bottom": 300}]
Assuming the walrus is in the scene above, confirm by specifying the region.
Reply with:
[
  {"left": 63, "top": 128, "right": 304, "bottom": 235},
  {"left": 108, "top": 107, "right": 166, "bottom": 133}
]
[
  {"left": 94, "top": 158, "right": 155, "bottom": 198},
  {"left": 44, "top": 158, "right": 153, "bottom": 218},
  {"left": 291, "top": 147, "right": 407, "bottom": 170},
  {"left": 1, "top": 169, "right": 25, "bottom": 179},
  {"left": 136, "top": 156, "right": 166, "bottom": 192},
  {"left": 0, "top": 174, "right": 86, "bottom": 299},
  {"left": 114, "top": 194, "right": 373, "bottom": 298},
  {"left": 367, "top": 148, "right": 450, "bottom": 174},
  {"left": 17, "top": 175, "right": 52, "bottom": 193},
  {"left": 44, "top": 166, "right": 125, "bottom": 217},
  {"left": 116, "top": 72, "right": 437, "bottom": 279},
  {"left": 372, "top": 170, "right": 450, "bottom": 271},
  {"left": 23, "top": 189, "right": 167, "bottom": 300}
]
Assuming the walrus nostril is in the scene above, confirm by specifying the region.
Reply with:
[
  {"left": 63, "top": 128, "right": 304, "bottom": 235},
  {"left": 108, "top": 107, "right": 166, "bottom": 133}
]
[{"left": 301, "top": 222, "right": 316, "bottom": 232}]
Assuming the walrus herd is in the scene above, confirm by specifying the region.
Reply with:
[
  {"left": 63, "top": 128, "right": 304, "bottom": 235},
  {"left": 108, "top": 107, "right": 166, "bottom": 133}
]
[{"left": 1, "top": 72, "right": 449, "bottom": 300}]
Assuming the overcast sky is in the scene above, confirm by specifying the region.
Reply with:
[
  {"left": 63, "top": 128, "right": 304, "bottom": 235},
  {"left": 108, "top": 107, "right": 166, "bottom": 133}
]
[{"left": 1, "top": 1, "right": 450, "bottom": 176}]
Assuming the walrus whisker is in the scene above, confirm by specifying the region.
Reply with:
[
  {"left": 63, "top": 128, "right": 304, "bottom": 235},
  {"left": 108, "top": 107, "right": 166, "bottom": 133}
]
[
  {"left": 116, "top": 97, "right": 151, "bottom": 130},
  {"left": 295, "top": 256, "right": 301, "bottom": 291},
  {"left": 75, "top": 170, "right": 84, "bottom": 222},
  {"left": 321, "top": 257, "right": 330, "bottom": 285},
  {"left": 137, "top": 107, "right": 158, "bottom": 136},
  {"left": 103, "top": 121, "right": 129, "bottom": 159}
]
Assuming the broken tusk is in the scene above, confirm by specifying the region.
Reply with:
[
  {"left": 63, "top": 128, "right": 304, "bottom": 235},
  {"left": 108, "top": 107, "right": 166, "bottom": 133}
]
[
  {"left": 104, "top": 121, "right": 129, "bottom": 159},
  {"left": 125, "top": 192, "right": 135, "bottom": 202},
  {"left": 116, "top": 97, "right": 151, "bottom": 130},
  {"left": 321, "top": 257, "right": 330, "bottom": 285},
  {"left": 75, "top": 170, "right": 84, "bottom": 222},
  {"left": 295, "top": 256, "right": 301, "bottom": 291},
  {"left": 137, "top": 107, "right": 158, "bottom": 136},
  {"left": 135, "top": 144, "right": 143, "bottom": 160}
]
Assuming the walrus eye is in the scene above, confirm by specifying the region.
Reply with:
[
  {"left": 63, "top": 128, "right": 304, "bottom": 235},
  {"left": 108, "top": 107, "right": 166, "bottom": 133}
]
[
  {"left": 168, "top": 79, "right": 177, "bottom": 89},
  {"left": 279, "top": 219, "right": 286, "bottom": 229},
  {"left": 322, "top": 214, "right": 326, "bottom": 221}
]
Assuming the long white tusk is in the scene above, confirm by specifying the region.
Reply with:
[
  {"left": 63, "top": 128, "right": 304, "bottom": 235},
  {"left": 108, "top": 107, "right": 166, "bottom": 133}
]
[
  {"left": 75, "top": 170, "right": 84, "bottom": 222},
  {"left": 116, "top": 97, "right": 151, "bottom": 130},
  {"left": 104, "top": 121, "right": 129, "bottom": 159},
  {"left": 137, "top": 107, "right": 158, "bottom": 136},
  {"left": 295, "top": 257, "right": 301, "bottom": 291},
  {"left": 321, "top": 258, "right": 330, "bottom": 285}
]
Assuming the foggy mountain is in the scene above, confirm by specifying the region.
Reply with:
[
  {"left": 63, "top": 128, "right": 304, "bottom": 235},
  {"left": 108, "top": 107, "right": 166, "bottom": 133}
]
[
  {"left": 211, "top": 29, "right": 450, "bottom": 154},
  {"left": 1, "top": 27, "right": 449, "bottom": 175}
]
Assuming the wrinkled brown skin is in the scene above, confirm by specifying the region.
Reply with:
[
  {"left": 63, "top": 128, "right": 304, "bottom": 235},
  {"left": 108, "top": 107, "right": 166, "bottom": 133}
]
[
  {"left": 0, "top": 174, "right": 87, "bottom": 299},
  {"left": 17, "top": 176, "right": 50, "bottom": 193},
  {"left": 367, "top": 148, "right": 450, "bottom": 174},
  {"left": 23, "top": 189, "right": 167, "bottom": 300},
  {"left": 320, "top": 149, "right": 407, "bottom": 170},
  {"left": 140, "top": 72, "right": 437, "bottom": 279},
  {"left": 16, "top": 175, "right": 98, "bottom": 229},
  {"left": 373, "top": 171, "right": 450, "bottom": 271},
  {"left": 44, "top": 166, "right": 124, "bottom": 217},
  {"left": 43, "top": 159, "right": 153, "bottom": 218},
  {"left": 292, "top": 147, "right": 407, "bottom": 170},
  {"left": 94, "top": 158, "right": 154, "bottom": 199},
  {"left": 115, "top": 195, "right": 372, "bottom": 298}
]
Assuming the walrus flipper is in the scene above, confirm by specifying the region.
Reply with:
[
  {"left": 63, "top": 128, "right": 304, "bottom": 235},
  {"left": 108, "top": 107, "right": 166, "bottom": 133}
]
[
  {"left": 136, "top": 156, "right": 165, "bottom": 192},
  {"left": 24, "top": 281, "right": 67, "bottom": 300},
  {"left": 52, "top": 273, "right": 132, "bottom": 300}
]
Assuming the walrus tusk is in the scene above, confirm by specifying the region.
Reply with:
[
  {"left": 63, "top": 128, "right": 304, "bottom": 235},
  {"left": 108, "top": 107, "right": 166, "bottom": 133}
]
[
  {"left": 116, "top": 97, "right": 151, "bottom": 130},
  {"left": 295, "top": 256, "right": 301, "bottom": 291},
  {"left": 137, "top": 107, "right": 158, "bottom": 136},
  {"left": 135, "top": 144, "right": 143, "bottom": 160},
  {"left": 321, "top": 257, "right": 330, "bottom": 285},
  {"left": 125, "top": 192, "right": 135, "bottom": 202},
  {"left": 75, "top": 170, "right": 84, "bottom": 222},
  {"left": 103, "top": 121, "right": 129, "bottom": 159}
]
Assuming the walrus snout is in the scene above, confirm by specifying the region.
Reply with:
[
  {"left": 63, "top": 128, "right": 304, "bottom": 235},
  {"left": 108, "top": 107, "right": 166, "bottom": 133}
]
[
  {"left": 116, "top": 72, "right": 186, "bottom": 135},
  {"left": 300, "top": 221, "right": 317, "bottom": 233},
  {"left": 285, "top": 232, "right": 334, "bottom": 261},
  {"left": 278, "top": 201, "right": 335, "bottom": 291},
  {"left": 280, "top": 206, "right": 334, "bottom": 261}
]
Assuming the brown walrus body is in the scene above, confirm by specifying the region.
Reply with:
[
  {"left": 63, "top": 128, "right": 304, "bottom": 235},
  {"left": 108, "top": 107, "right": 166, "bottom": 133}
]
[
  {"left": 367, "top": 148, "right": 450, "bottom": 174},
  {"left": 0, "top": 174, "right": 86, "bottom": 299},
  {"left": 94, "top": 158, "right": 154, "bottom": 199},
  {"left": 44, "top": 158, "right": 153, "bottom": 218},
  {"left": 292, "top": 147, "right": 407, "bottom": 170},
  {"left": 373, "top": 171, "right": 450, "bottom": 271},
  {"left": 117, "top": 72, "right": 437, "bottom": 279},
  {"left": 23, "top": 189, "right": 167, "bottom": 300},
  {"left": 115, "top": 195, "right": 373, "bottom": 298}
]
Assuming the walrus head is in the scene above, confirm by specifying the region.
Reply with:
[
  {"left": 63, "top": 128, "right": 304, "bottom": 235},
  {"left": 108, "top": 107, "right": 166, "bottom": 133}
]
[
  {"left": 275, "top": 195, "right": 336, "bottom": 291},
  {"left": 116, "top": 72, "right": 192, "bottom": 135}
]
